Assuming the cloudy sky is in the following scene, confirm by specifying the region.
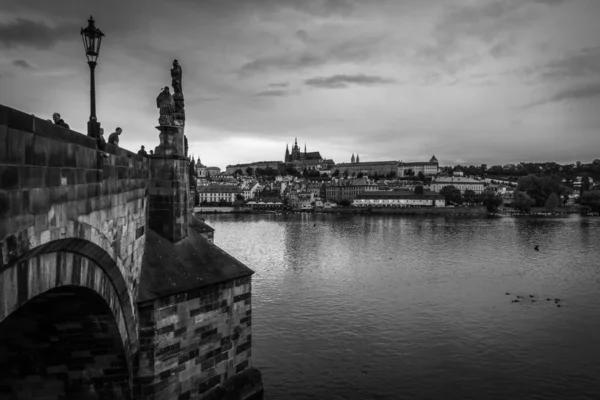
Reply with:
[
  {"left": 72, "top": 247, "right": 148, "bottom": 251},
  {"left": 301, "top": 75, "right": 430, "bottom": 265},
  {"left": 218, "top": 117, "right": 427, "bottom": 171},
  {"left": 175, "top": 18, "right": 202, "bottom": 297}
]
[{"left": 1, "top": 0, "right": 599, "bottom": 168}]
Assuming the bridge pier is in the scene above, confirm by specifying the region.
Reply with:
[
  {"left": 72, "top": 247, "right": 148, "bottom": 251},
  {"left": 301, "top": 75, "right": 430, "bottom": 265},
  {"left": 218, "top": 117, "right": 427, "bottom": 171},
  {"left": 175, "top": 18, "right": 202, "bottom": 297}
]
[{"left": 0, "top": 104, "right": 263, "bottom": 400}]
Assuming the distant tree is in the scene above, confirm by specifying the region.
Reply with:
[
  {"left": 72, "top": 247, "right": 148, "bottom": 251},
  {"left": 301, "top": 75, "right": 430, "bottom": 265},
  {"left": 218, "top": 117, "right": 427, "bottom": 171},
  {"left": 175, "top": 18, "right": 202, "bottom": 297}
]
[
  {"left": 487, "top": 165, "right": 504, "bottom": 175},
  {"left": 255, "top": 168, "right": 265, "bottom": 176},
  {"left": 480, "top": 191, "right": 503, "bottom": 212},
  {"left": 579, "top": 191, "right": 600, "bottom": 212},
  {"left": 405, "top": 168, "right": 415, "bottom": 177},
  {"left": 246, "top": 167, "right": 254, "bottom": 176},
  {"left": 387, "top": 170, "right": 397, "bottom": 178},
  {"left": 332, "top": 169, "right": 340, "bottom": 177},
  {"left": 235, "top": 168, "right": 243, "bottom": 176},
  {"left": 417, "top": 171, "right": 425, "bottom": 182},
  {"left": 512, "top": 190, "right": 535, "bottom": 212},
  {"left": 517, "top": 174, "right": 566, "bottom": 207},
  {"left": 580, "top": 175, "right": 591, "bottom": 195},
  {"left": 464, "top": 189, "right": 478, "bottom": 206},
  {"left": 440, "top": 185, "right": 463, "bottom": 206},
  {"left": 343, "top": 170, "right": 349, "bottom": 179},
  {"left": 235, "top": 193, "right": 244, "bottom": 202},
  {"left": 545, "top": 192, "right": 559, "bottom": 211},
  {"left": 286, "top": 166, "right": 297, "bottom": 176},
  {"left": 339, "top": 199, "right": 351, "bottom": 207},
  {"left": 357, "top": 172, "right": 364, "bottom": 178},
  {"left": 264, "top": 167, "right": 275, "bottom": 176}
]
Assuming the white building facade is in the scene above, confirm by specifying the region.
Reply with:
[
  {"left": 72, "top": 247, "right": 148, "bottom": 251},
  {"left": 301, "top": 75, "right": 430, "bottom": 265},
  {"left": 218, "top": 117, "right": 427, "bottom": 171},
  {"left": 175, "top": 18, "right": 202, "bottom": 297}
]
[{"left": 429, "top": 177, "right": 485, "bottom": 194}]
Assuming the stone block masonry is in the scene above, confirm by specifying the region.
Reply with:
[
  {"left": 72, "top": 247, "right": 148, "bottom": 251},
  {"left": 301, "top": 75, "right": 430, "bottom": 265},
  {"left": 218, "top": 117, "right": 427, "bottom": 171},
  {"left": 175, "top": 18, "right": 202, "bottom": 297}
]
[
  {"left": 0, "top": 104, "right": 148, "bottom": 358},
  {"left": 136, "top": 275, "right": 261, "bottom": 400},
  {"left": 148, "top": 157, "right": 189, "bottom": 243},
  {"left": 1, "top": 102, "right": 262, "bottom": 399}
]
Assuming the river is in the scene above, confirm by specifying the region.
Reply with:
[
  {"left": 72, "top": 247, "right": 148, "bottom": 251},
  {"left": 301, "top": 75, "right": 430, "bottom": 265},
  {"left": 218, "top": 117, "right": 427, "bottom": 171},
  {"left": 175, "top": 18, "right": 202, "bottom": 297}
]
[{"left": 201, "top": 213, "right": 600, "bottom": 400}]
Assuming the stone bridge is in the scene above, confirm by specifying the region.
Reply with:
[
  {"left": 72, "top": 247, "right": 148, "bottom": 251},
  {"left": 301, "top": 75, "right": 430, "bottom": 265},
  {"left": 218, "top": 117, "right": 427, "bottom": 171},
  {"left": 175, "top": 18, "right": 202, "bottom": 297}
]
[{"left": 0, "top": 104, "right": 262, "bottom": 400}]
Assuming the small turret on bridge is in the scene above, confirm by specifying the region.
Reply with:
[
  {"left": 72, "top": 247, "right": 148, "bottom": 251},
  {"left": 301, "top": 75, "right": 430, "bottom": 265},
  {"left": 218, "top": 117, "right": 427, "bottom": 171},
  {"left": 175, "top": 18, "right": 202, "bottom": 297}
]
[{"left": 0, "top": 58, "right": 263, "bottom": 400}]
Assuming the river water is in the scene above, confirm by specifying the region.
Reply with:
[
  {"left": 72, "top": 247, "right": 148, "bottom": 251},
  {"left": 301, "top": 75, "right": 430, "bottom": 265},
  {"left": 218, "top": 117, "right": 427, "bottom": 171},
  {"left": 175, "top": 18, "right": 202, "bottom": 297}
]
[{"left": 202, "top": 214, "right": 600, "bottom": 400}]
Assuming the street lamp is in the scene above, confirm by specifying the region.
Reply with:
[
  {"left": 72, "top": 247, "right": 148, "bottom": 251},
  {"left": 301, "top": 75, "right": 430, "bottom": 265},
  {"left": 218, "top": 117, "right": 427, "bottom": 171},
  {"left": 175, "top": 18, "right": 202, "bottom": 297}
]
[{"left": 80, "top": 16, "right": 104, "bottom": 138}]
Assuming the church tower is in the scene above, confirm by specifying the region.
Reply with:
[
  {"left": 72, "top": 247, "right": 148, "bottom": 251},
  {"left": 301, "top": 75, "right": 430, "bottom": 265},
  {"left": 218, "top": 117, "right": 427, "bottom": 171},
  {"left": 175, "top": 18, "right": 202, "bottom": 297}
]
[
  {"left": 291, "top": 137, "right": 300, "bottom": 161},
  {"left": 351, "top": 153, "right": 355, "bottom": 163},
  {"left": 356, "top": 154, "right": 360, "bottom": 163},
  {"left": 285, "top": 144, "right": 290, "bottom": 162}
]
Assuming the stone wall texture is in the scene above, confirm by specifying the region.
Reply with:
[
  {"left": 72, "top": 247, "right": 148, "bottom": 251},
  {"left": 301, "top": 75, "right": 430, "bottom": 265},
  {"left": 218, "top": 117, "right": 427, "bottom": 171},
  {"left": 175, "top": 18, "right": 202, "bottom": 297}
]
[
  {"left": 148, "top": 157, "right": 189, "bottom": 243},
  {"left": 135, "top": 275, "right": 255, "bottom": 400},
  {"left": 0, "top": 105, "right": 148, "bottom": 356},
  {"left": 0, "top": 104, "right": 262, "bottom": 400}
]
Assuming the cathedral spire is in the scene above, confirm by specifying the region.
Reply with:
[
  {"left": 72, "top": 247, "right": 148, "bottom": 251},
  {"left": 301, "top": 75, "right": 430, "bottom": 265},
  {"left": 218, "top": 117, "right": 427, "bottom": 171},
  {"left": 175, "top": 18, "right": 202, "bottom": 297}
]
[
  {"left": 304, "top": 142, "right": 307, "bottom": 153},
  {"left": 351, "top": 153, "right": 355, "bottom": 163},
  {"left": 356, "top": 154, "right": 360, "bottom": 163}
]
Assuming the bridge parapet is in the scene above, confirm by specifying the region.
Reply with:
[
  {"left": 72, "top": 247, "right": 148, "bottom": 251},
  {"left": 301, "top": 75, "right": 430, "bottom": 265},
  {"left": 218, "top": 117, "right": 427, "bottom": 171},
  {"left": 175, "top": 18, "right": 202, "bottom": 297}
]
[{"left": 0, "top": 104, "right": 147, "bottom": 352}]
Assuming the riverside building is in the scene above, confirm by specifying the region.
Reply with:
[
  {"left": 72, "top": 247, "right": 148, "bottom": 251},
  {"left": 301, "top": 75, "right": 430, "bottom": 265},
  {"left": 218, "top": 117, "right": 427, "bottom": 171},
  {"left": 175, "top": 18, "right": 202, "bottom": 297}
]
[{"left": 353, "top": 188, "right": 446, "bottom": 207}]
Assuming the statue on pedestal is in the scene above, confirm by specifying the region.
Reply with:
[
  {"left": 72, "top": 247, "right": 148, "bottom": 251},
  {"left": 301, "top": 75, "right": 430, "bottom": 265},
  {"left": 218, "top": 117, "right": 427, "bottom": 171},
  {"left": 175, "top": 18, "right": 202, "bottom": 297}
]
[
  {"left": 171, "top": 59, "right": 182, "bottom": 93},
  {"left": 156, "top": 86, "right": 175, "bottom": 126},
  {"left": 154, "top": 60, "right": 186, "bottom": 156},
  {"left": 170, "top": 59, "right": 185, "bottom": 124}
]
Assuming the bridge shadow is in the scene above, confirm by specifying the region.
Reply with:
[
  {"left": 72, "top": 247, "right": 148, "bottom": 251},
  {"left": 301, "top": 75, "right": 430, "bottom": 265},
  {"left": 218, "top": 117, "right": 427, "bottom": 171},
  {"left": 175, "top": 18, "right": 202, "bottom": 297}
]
[{"left": 0, "top": 286, "right": 130, "bottom": 399}]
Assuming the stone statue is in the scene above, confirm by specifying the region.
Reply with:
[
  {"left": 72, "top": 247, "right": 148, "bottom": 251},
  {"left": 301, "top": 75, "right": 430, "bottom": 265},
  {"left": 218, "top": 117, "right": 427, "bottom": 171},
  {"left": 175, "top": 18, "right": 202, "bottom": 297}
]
[
  {"left": 171, "top": 59, "right": 182, "bottom": 94},
  {"left": 170, "top": 59, "right": 185, "bottom": 125},
  {"left": 156, "top": 86, "right": 175, "bottom": 126}
]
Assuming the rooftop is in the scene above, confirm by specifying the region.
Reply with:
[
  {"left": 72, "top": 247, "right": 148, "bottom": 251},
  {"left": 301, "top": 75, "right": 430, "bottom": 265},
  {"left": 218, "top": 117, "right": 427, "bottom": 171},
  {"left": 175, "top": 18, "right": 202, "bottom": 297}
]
[
  {"left": 138, "top": 215, "right": 254, "bottom": 303},
  {"left": 432, "top": 177, "right": 482, "bottom": 184}
]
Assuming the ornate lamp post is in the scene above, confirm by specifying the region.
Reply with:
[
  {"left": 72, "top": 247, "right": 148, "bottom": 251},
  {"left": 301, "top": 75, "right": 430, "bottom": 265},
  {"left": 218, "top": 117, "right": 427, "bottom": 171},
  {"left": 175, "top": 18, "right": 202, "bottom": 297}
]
[{"left": 80, "top": 16, "right": 104, "bottom": 139}]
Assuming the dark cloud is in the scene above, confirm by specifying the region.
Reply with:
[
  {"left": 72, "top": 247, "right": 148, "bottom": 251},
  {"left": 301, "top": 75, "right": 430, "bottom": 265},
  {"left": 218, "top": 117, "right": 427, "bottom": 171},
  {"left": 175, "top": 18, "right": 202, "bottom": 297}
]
[
  {"left": 534, "top": 0, "right": 566, "bottom": 5},
  {"left": 305, "top": 74, "right": 394, "bottom": 89},
  {"left": 12, "top": 59, "right": 35, "bottom": 69},
  {"left": 504, "top": 46, "right": 600, "bottom": 84},
  {"left": 525, "top": 83, "right": 600, "bottom": 108},
  {"left": 540, "top": 46, "right": 600, "bottom": 80},
  {"left": 186, "top": 97, "right": 221, "bottom": 105},
  {"left": 239, "top": 53, "right": 322, "bottom": 75},
  {"left": 171, "top": 0, "right": 355, "bottom": 18},
  {"left": 0, "top": 18, "right": 79, "bottom": 49},
  {"left": 417, "top": 0, "right": 561, "bottom": 71},
  {"left": 489, "top": 37, "right": 516, "bottom": 58},
  {"left": 237, "top": 35, "right": 385, "bottom": 75},
  {"left": 296, "top": 29, "right": 309, "bottom": 43},
  {"left": 255, "top": 89, "right": 289, "bottom": 97},
  {"left": 268, "top": 82, "right": 290, "bottom": 88}
]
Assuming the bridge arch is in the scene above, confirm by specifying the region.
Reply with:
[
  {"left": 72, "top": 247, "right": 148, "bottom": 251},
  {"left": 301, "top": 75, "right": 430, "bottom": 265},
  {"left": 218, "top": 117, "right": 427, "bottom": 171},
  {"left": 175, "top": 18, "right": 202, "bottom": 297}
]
[
  {"left": 0, "top": 285, "right": 131, "bottom": 399},
  {"left": 1, "top": 220, "right": 140, "bottom": 350},
  {"left": 0, "top": 234, "right": 139, "bottom": 399}
]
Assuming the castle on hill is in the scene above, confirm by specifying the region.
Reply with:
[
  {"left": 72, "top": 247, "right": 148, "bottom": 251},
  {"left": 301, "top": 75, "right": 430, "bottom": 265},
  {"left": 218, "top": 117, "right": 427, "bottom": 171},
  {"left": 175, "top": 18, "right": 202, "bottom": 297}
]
[{"left": 284, "top": 138, "right": 334, "bottom": 171}]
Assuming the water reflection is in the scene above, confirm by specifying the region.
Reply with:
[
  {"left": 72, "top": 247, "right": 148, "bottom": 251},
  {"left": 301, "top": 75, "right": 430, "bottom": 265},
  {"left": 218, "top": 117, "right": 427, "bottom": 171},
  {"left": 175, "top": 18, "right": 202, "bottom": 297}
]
[{"left": 204, "top": 214, "right": 600, "bottom": 400}]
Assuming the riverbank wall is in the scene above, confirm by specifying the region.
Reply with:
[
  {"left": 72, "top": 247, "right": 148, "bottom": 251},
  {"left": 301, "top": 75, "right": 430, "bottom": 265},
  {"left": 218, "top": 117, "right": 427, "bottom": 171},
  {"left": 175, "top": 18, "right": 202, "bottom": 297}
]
[
  {"left": 321, "top": 207, "right": 489, "bottom": 216},
  {"left": 194, "top": 207, "right": 252, "bottom": 213}
]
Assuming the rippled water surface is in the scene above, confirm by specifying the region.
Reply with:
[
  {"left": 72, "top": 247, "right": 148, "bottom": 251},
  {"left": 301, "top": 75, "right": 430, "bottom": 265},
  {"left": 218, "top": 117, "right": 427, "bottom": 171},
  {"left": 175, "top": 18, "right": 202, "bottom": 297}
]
[{"left": 203, "top": 214, "right": 600, "bottom": 400}]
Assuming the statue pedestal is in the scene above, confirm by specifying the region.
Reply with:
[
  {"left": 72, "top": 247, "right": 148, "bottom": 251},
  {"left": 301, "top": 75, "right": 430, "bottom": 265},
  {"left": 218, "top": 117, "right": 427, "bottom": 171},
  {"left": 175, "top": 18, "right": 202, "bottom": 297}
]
[{"left": 154, "top": 125, "right": 185, "bottom": 157}]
